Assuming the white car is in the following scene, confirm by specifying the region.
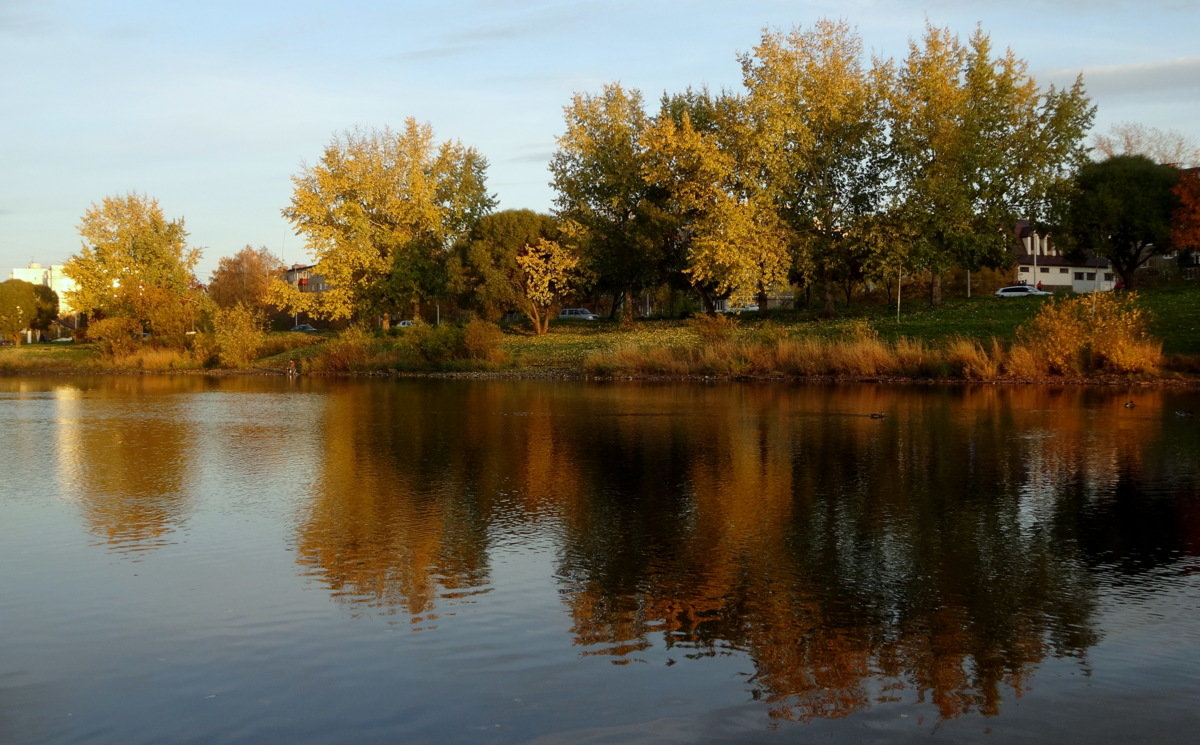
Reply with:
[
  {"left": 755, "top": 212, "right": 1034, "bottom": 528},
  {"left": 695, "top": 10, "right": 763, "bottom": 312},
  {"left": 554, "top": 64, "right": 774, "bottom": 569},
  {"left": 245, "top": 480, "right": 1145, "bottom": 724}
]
[
  {"left": 995, "top": 285, "right": 1052, "bottom": 298},
  {"left": 559, "top": 308, "right": 599, "bottom": 320}
]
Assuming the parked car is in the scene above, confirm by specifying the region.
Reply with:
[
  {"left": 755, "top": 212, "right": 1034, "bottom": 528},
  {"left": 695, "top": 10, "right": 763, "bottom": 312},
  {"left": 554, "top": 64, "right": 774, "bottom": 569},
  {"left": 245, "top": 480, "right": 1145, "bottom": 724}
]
[
  {"left": 291, "top": 323, "right": 317, "bottom": 332},
  {"left": 559, "top": 308, "right": 600, "bottom": 320},
  {"left": 994, "top": 285, "right": 1052, "bottom": 298},
  {"left": 719, "top": 304, "right": 760, "bottom": 314},
  {"left": 395, "top": 320, "right": 415, "bottom": 328}
]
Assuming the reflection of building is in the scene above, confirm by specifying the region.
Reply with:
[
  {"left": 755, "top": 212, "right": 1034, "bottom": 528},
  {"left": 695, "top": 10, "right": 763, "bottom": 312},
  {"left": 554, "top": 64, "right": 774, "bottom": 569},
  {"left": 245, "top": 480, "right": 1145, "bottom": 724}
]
[
  {"left": 1014, "top": 221, "right": 1115, "bottom": 292},
  {"left": 9, "top": 262, "right": 78, "bottom": 313},
  {"left": 283, "top": 264, "right": 329, "bottom": 294}
]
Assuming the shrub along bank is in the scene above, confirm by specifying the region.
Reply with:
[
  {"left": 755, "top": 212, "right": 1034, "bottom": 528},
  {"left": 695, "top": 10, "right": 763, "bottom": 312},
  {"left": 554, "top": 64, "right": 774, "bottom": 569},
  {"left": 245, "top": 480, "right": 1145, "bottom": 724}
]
[{"left": 2, "top": 287, "right": 1198, "bottom": 383}]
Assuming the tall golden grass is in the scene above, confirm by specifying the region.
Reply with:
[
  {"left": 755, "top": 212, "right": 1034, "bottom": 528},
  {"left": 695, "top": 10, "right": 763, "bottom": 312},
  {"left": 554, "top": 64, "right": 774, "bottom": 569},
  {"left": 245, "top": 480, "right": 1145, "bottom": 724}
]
[
  {"left": 584, "top": 294, "right": 1163, "bottom": 381},
  {"left": 1013, "top": 292, "right": 1160, "bottom": 377}
]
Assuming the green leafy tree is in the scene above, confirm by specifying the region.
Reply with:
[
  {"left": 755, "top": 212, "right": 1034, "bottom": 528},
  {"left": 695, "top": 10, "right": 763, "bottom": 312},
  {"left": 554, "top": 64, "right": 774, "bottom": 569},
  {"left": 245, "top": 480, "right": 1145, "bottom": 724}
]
[
  {"left": 278, "top": 120, "right": 495, "bottom": 324},
  {"left": 0, "top": 279, "right": 41, "bottom": 344},
  {"left": 30, "top": 285, "right": 59, "bottom": 338},
  {"left": 889, "top": 26, "right": 1093, "bottom": 305},
  {"left": 449, "top": 209, "right": 560, "bottom": 321},
  {"left": 1064, "top": 155, "right": 1180, "bottom": 289},
  {"left": 64, "top": 193, "right": 202, "bottom": 339},
  {"left": 550, "top": 83, "right": 666, "bottom": 323}
]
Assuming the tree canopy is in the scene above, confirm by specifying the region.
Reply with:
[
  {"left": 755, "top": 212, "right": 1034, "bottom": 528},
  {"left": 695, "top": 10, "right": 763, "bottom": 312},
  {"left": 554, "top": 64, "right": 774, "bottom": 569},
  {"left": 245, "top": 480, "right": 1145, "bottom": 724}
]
[
  {"left": 64, "top": 193, "right": 201, "bottom": 337},
  {"left": 550, "top": 84, "right": 670, "bottom": 321},
  {"left": 740, "top": 20, "right": 891, "bottom": 313},
  {"left": 889, "top": 26, "right": 1093, "bottom": 304},
  {"left": 1064, "top": 155, "right": 1180, "bottom": 288},
  {"left": 276, "top": 120, "right": 496, "bottom": 323},
  {"left": 208, "top": 245, "right": 285, "bottom": 311},
  {"left": 550, "top": 21, "right": 1093, "bottom": 315},
  {"left": 1093, "top": 123, "right": 1200, "bottom": 168},
  {"left": 0, "top": 279, "right": 50, "bottom": 344},
  {"left": 449, "top": 209, "right": 562, "bottom": 319}
]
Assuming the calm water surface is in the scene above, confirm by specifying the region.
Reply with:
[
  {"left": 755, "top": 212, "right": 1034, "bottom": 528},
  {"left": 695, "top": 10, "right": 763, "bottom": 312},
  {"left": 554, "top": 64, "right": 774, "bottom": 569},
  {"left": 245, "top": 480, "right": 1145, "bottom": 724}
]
[{"left": 1, "top": 376, "right": 1198, "bottom": 744}]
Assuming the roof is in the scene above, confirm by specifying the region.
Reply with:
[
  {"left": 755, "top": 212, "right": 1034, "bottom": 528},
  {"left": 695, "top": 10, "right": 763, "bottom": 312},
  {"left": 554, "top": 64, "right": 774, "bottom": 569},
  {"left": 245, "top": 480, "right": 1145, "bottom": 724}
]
[{"left": 1016, "top": 253, "right": 1110, "bottom": 269}]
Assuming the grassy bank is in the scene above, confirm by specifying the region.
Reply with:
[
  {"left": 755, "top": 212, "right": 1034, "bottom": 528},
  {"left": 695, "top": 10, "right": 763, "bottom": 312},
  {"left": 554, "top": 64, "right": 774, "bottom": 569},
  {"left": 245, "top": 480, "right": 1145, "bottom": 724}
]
[{"left": 4, "top": 283, "right": 1199, "bottom": 381}]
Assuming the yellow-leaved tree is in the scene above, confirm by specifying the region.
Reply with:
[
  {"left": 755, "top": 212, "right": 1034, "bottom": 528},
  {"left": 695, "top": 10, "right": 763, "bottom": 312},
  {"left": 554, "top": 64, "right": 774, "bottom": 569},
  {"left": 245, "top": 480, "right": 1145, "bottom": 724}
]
[
  {"left": 641, "top": 92, "right": 791, "bottom": 309},
  {"left": 271, "top": 120, "right": 495, "bottom": 325},
  {"left": 65, "top": 193, "right": 202, "bottom": 342},
  {"left": 739, "top": 20, "right": 892, "bottom": 315},
  {"left": 890, "top": 25, "right": 1093, "bottom": 305},
  {"left": 515, "top": 238, "right": 580, "bottom": 335}
]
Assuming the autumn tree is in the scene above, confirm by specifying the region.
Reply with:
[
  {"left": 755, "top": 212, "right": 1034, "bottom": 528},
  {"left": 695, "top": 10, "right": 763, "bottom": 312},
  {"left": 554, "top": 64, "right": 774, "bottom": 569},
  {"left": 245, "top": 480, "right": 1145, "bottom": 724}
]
[
  {"left": 208, "top": 245, "right": 285, "bottom": 311},
  {"left": 1064, "top": 155, "right": 1180, "bottom": 288},
  {"left": 64, "top": 193, "right": 202, "bottom": 339},
  {"left": 516, "top": 238, "right": 580, "bottom": 335},
  {"left": 550, "top": 84, "right": 669, "bottom": 323},
  {"left": 449, "top": 209, "right": 560, "bottom": 320},
  {"left": 889, "top": 26, "right": 1093, "bottom": 305},
  {"left": 739, "top": 20, "right": 892, "bottom": 315},
  {"left": 275, "top": 120, "right": 495, "bottom": 324},
  {"left": 641, "top": 92, "right": 791, "bottom": 310},
  {"left": 1170, "top": 167, "right": 1200, "bottom": 260}
]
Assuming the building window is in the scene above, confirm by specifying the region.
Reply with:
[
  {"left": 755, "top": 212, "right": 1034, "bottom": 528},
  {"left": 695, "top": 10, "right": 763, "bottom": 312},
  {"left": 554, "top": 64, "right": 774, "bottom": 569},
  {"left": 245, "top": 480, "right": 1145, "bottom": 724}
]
[
  {"left": 1019, "top": 266, "right": 1030, "bottom": 273},
  {"left": 1040, "top": 267, "right": 1050, "bottom": 273},
  {"left": 1086, "top": 272, "right": 1096, "bottom": 281},
  {"left": 1074, "top": 272, "right": 1084, "bottom": 280},
  {"left": 1059, "top": 267, "right": 1068, "bottom": 273}
]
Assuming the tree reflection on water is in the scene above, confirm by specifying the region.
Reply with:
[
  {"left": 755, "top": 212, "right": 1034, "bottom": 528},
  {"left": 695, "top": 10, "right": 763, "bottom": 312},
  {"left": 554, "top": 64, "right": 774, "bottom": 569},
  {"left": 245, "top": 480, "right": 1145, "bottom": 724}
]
[
  {"left": 286, "top": 382, "right": 1200, "bottom": 721},
  {"left": 53, "top": 376, "right": 1195, "bottom": 722}
]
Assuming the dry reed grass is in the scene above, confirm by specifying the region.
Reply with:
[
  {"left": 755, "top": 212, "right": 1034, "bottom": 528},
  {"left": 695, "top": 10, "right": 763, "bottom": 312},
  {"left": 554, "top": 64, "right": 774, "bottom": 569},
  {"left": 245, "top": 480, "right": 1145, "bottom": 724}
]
[{"left": 111, "top": 347, "right": 196, "bottom": 370}]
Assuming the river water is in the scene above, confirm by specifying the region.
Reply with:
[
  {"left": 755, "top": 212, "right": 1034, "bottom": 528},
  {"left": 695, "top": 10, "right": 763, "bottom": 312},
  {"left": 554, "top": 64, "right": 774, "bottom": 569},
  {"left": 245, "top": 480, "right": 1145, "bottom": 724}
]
[{"left": 2, "top": 376, "right": 1198, "bottom": 744}]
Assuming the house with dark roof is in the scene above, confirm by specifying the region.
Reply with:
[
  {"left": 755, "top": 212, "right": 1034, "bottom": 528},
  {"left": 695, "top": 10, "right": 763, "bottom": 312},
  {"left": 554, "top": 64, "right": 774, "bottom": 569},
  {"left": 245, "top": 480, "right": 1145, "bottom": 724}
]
[
  {"left": 1014, "top": 220, "right": 1116, "bottom": 292},
  {"left": 283, "top": 264, "right": 329, "bottom": 293}
]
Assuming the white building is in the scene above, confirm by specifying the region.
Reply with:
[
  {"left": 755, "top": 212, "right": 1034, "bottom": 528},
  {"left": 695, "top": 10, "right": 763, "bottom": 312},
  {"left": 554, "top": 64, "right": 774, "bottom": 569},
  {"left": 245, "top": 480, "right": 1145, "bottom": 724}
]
[
  {"left": 1014, "top": 221, "right": 1116, "bottom": 293},
  {"left": 9, "top": 262, "right": 79, "bottom": 313}
]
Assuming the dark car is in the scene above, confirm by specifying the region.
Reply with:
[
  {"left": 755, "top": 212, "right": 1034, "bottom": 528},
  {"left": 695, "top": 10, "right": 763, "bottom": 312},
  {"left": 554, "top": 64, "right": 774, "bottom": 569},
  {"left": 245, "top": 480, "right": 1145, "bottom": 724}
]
[
  {"left": 559, "top": 308, "right": 600, "bottom": 320},
  {"left": 291, "top": 324, "right": 318, "bottom": 332}
]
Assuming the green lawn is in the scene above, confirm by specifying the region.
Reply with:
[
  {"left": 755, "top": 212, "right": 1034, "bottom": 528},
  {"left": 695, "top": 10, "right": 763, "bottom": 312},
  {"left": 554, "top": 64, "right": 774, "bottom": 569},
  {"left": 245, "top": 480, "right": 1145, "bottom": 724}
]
[
  {"left": 5, "top": 282, "right": 1200, "bottom": 374},
  {"left": 0, "top": 341, "right": 98, "bottom": 372}
]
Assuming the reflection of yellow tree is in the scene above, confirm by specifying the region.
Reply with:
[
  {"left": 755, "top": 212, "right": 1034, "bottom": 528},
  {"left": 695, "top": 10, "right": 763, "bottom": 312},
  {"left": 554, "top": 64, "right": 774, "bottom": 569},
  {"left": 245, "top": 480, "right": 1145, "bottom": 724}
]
[
  {"left": 285, "top": 379, "right": 1183, "bottom": 718},
  {"left": 555, "top": 384, "right": 1178, "bottom": 722},
  {"left": 294, "top": 383, "right": 493, "bottom": 620},
  {"left": 60, "top": 379, "right": 200, "bottom": 553}
]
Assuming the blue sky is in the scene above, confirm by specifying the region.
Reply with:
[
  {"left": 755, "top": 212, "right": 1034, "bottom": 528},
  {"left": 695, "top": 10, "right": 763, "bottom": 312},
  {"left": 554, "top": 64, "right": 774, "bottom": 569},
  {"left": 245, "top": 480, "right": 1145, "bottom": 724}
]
[{"left": 3, "top": 0, "right": 1198, "bottom": 277}]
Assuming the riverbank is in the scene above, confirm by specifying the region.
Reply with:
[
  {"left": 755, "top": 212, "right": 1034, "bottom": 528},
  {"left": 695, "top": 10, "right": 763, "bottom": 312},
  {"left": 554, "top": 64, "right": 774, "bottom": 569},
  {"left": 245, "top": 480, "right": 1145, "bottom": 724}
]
[{"left": 4, "top": 285, "right": 1199, "bottom": 384}]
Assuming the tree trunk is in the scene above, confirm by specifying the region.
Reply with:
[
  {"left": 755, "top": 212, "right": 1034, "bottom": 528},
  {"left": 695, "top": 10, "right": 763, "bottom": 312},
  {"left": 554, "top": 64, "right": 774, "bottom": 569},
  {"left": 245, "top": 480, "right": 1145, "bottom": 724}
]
[
  {"left": 928, "top": 272, "right": 942, "bottom": 308},
  {"left": 821, "top": 274, "right": 837, "bottom": 318},
  {"left": 621, "top": 289, "right": 635, "bottom": 328}
]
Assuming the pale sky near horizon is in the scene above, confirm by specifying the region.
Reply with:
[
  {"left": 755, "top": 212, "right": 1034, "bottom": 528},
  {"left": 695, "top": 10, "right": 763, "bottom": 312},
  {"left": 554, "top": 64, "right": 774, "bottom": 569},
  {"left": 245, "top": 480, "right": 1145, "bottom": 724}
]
[{"left": 3, "top": 0, "right": 1199, "bottom": 278}]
